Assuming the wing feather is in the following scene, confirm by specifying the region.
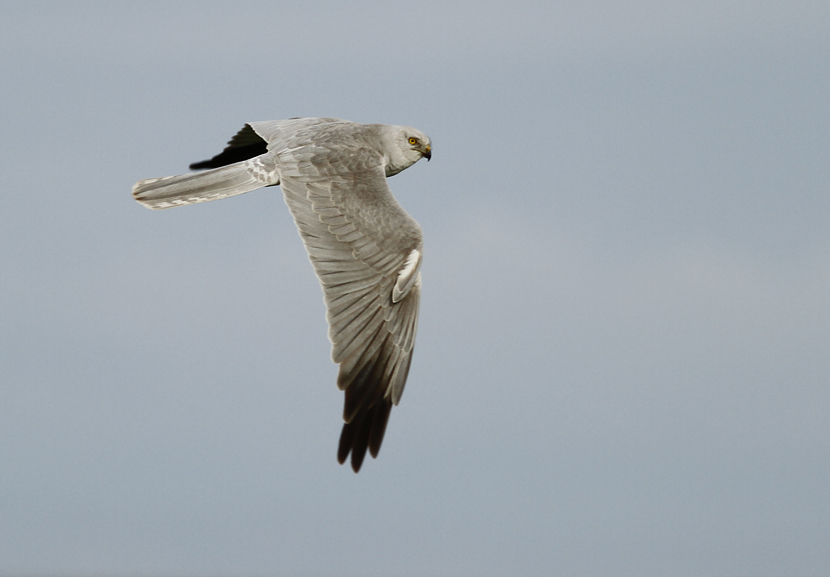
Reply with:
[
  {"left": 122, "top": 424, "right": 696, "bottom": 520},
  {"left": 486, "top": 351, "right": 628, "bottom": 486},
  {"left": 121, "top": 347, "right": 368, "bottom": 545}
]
[{"left": 277, "top": 152, "right": 422, "bottom": 471}]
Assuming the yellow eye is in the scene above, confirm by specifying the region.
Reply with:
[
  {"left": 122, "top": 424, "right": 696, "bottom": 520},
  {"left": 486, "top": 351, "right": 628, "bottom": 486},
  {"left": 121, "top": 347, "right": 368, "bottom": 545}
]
[{"left": 408, "top": 137, "right": 418, "bottom": 145}]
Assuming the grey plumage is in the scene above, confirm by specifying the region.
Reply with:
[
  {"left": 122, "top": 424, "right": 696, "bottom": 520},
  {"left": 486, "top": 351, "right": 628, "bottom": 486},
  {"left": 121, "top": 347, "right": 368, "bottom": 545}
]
[{"left": 132, "top": 117, "right": 431, "bottom": 472}]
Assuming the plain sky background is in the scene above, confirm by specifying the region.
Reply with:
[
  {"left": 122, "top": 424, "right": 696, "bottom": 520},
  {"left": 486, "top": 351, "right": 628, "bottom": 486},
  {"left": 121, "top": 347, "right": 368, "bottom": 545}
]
[{"left": 1, "top": 2, "right": 829, "bottom": 576}]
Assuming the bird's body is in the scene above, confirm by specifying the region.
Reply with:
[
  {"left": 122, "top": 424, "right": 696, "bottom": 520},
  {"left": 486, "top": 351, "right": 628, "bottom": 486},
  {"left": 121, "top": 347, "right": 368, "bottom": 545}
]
[{"left": 133, "top": 117, "right": 431, "bottom": 472}]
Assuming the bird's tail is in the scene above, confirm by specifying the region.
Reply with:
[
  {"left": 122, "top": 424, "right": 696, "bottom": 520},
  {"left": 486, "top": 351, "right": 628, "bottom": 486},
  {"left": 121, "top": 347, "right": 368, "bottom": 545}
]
[{"left": 132, "top": 161, "right": 273, "bottom": 210}]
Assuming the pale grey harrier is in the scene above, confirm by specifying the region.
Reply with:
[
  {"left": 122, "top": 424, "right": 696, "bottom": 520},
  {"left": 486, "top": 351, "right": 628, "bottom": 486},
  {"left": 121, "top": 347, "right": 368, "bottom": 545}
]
[{"left": 132, "top": 117, "right": 431, "bottom": 472}]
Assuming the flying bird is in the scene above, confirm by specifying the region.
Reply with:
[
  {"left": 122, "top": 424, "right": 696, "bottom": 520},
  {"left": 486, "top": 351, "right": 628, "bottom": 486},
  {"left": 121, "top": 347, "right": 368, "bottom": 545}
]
[{"left": 132, "top": 117, "right": 431, "bottom": 472}]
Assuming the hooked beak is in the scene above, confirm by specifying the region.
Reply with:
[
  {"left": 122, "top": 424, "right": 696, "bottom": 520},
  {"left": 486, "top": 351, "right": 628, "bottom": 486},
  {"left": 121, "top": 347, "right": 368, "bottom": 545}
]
[{"left": 423, "top": 144, "right": 431, "bottom": 161}]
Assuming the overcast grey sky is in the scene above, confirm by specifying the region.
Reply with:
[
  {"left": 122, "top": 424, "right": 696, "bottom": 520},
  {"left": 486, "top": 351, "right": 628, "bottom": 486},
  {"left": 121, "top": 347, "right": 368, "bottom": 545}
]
[{"left": 1, "top": 2, "right": 829, "bottom": 576}]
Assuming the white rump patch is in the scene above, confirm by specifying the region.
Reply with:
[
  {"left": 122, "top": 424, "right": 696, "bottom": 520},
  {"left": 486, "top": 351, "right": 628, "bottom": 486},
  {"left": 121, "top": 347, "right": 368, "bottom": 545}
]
[
  {"left": 248, "top": 158, "right": 279, "bottom": 185},
  {"left": 392, "top": 249, "right": 421, "bottom": 303}
]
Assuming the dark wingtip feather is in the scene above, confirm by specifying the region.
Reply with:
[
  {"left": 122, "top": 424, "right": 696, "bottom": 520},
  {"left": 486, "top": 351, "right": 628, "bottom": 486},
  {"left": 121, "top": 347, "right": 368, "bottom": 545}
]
[
  {"left": 368, "top": 402, "right": 391, "bottom": 458},
  {"left": 337, "top": 421, "right": 357, "bottom": 465},
  {"left": 350, "top": 414, "right": 371, "bottom": 472},
  {"left": 189, "top": 142, "right": 268, "bottom": 169},
  {"left": 337, "top": 400, "right": 392, "bottom": 473},
  {"left": 189, "top": 124, "right": 269, "bottom": 170}
]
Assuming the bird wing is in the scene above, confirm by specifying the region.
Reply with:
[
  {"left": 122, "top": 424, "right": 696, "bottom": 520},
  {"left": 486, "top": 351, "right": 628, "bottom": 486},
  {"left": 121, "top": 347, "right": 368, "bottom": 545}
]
[
  {"left": 188, "top": 118, "right": 347, "bottom": 169},
  {"left": 188, "top": 124, "right": 269, "bottom": 170},
  {"left": 277, "top": 138, "right": 422, "bottom": 472}
]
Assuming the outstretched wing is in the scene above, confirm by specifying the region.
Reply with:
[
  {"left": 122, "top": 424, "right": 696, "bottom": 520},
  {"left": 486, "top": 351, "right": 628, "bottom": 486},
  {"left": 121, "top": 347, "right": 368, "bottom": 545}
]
[
  {"left": 278, "top": 143, "right": 422, "bottom": 472},
  {"left": 188, "top": 118, "right": 349, "bottom": 170}
]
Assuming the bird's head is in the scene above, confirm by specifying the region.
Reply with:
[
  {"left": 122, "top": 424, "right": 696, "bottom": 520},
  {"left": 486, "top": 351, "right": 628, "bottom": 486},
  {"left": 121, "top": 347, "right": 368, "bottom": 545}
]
[
  {"left": 384, "top": 125, "right": 432, "bottom": 176},
  {"left": 402, "top": 128, "right": 431, "bottom": 162}
]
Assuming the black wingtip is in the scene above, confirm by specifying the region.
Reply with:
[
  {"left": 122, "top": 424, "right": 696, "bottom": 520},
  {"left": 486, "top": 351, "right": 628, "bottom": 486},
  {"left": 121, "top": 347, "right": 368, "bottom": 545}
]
[
  {"left": 337, "top": 401, "right": 392, "bottom": 473},
  {"left": 188, "top": 159, "right": 216, "bottom": 170},
  {"left": 188, "top": 124, "right": 269, "bottom": 170},
  {"left": 189, "top": 141, "right": 268, "bottom": 170}
]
